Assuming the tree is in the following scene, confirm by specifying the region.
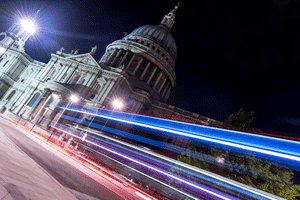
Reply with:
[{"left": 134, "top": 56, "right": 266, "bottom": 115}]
[
  {"left": 224, "top": 108, "right": 256, "bottom": 129},
  {"left": 177, "top": 146, "right": 300, "bottom": 200}
]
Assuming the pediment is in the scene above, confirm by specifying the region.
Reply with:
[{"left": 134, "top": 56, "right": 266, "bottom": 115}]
[{"left": 65, "top": 53, "right": 99, "bottom": 68}]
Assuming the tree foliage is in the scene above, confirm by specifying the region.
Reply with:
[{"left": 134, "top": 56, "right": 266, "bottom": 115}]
[
  {"left": 224, "top": 108, "right": 256, "bottom": 129},
  {"left": 177, "top": 146, "right": 300, "bottom": 200}
]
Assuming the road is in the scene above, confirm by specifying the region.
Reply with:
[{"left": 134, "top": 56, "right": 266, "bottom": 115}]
[{"left": 0, "top": 116, "right": 125, "bottom": 200}]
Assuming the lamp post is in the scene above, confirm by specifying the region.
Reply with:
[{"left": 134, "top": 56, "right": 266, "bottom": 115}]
[
  {"left": 0, "top": 18, "right": 36, "bottom": 60},
  {"left": 48, "top": 94, "right": 79, "bottom": 142},
  {"left": 82, "top": 99, "right": 124, "bottom": 141},
  {"left": 101, "top": 99, "right": 124, "bottom": 131}
]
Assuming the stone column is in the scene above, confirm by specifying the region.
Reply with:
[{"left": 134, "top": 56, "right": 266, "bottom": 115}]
[
  {"left": 133, "top": 57, "right": 144, "bottom": 75},
  {"left": 99, "top": 80, "right": 116, "bottom": 104},
  {"left": 147, "top": 67, "right": 157, "bottom": 85},
  {"left": 84, "top": 73, "right": 93, "bottom": 87},
  {"left": 38, "top": 59, "right": 57, "bottom": 80},
  {"left": 158, "top": 77, "right": 167, "bottom": 93},
  {"left": 163, "top": 87, "right": 172, "bottom": 101},
  {"left": 125, "top": 54, "right": 136, "bottom": 70},
  {"left": 57, "top": 63, "right": 71, "bottom": 81},
  {"left": 32, "top": 92, "right": 53, "bottom": 122},
  {"left": 97, "top": 79, "right": 111, "bottom": 103},
  {"left": 110, "top": 49, "right": 122, "bottom": 67},
  {"left": 140, "top": 61, "right": 151, "bottom": 80},
  {"left": 106, "top": 49, "right": 118, "bottom": 65},
  {"left": 118, "top": 51, "right": 129, "bottom": 67},
  {"left": 161, "top": 81, "right": 170, "bottom": 97},
  {"left": 154, "top": 73, "right": 163, "bottom": 90}
]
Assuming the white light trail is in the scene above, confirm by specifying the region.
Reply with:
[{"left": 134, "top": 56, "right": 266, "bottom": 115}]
[{"left": 63, "top": 107, "right": 300, "bottom": 162}]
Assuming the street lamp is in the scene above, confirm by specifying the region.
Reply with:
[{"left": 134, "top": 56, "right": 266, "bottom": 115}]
[
  {"left": 20, "top": 19, "right": 36, "bottom": 34},
  {"left": 112, "top": 99, "right": 124, "bottom": 110},
  {"left": 0, "top": 18, "right": 36, "bottom": 60}
]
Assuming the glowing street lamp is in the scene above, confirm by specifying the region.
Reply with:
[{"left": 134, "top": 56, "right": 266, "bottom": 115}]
[
  {"left": 0, "top": 18, "right": 36, "bottom": 60},
  {"left": 112, "top": 99, "right": 124, "bottom": 110},
  {"left": 20, "top": 19, "right": 36, "bottom": 34}
]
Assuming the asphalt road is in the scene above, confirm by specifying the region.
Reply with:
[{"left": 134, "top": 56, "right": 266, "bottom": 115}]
[{"left": 0, "top": 117, "right": 124, "bottom": 200}]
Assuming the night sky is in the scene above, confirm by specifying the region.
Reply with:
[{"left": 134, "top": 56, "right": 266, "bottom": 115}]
[{"left": 0, "top": 0, "right": 299, "bottom": 137}]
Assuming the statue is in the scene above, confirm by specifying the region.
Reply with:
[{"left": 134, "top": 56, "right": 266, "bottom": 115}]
[
  {"left": 90, "top": 45, "right": 97, "bottom": 56},
  {"left": 119, "top": 64, "right": 125, "bottom": 70}
]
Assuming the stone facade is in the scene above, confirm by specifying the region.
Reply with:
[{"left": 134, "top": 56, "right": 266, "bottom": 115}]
[{"left": 0, "top": 6, "right": 215, "bottom": 127}]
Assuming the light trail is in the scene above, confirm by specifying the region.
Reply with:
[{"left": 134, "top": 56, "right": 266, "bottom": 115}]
[
  {"left": 63, "top": 117, "right": 282, "bottom": 200},
  {"left": 61, "top": 107, "right": 300, "bottom": 163},
  {"left": 79, "top": 126, "right": 279, "bottom": 200},
  {"left": 76, "top": 141, "right": 200, "bottom": 200},
  {"left": 53, "top": 126, "right": 234, "bottom": 200}
]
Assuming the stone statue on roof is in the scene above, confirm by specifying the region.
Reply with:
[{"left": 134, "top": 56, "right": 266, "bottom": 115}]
[{"left": 90, "top": 45, "right": 97, "bottom": 56}]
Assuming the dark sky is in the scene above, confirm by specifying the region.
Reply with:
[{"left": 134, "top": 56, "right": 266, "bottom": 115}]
[{"left": 1, "top": 0, "right": 300, "bottom": 136}]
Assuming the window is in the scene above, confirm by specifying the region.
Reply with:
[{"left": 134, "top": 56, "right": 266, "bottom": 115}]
[
  {"left": 3, "top": 60, "right": 8, "bottom": 67},
  {"left": 90, "top": 94, "right": 96, "bottom": 99},
  {"left": 27, "top": 93, "right": 40, "bottom": 107},
  {"left": 6, "top": 90, "right": 16, "bottom": 101}
]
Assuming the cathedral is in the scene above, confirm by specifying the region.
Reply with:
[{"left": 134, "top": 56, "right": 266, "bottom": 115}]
[{"left": 0, "top": 5, "right": 214, "bottom": 128}]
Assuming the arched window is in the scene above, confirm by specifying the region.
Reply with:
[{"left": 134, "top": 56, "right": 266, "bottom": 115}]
[
  {"left": 6, "top": 90, "right": 16, "bottom": 101},
  {"left": 27, "top": 93, "right": 40, "bottom": 107},
  {"left": 90, "top": 94, "right": 96, "bottom": 99}
]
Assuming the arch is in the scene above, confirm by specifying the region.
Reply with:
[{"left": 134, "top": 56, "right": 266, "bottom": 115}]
[
  {"left": 27, "top": 93, "right": 40, "bottom": 107},
  {"left": 6, "top": 90, "right": 16, "bottom": 101}
]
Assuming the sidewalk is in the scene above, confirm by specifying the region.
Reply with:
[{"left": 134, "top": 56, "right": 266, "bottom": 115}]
[{"left": 0, "top": 127, "right": 77, "bottom": 200}]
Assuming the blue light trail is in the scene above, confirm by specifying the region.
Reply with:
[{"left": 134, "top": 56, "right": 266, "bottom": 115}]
[{"left": 59, "top": 106, "right": 300, "bottom": 171}]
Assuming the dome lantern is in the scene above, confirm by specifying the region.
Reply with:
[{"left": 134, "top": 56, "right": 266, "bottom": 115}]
[{"left": 159, "top": 2, "right": 180, "bottom": 32}]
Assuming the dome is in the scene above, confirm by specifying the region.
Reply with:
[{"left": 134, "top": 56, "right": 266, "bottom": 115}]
[{"left": 128, "top": 24, "right": 177, "bottom": 60}]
